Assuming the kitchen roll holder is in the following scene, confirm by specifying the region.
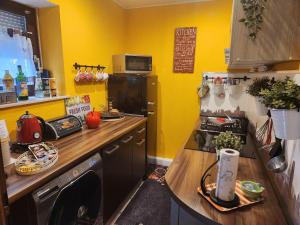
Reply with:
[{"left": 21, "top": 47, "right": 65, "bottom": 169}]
[{"left": 200, "top": 157, "right": 240, "bottom": 208}]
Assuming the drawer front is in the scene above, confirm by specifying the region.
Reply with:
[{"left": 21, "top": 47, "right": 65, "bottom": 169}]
[{"left": 135, "top": 124, "right": 146, "bottom": 140}]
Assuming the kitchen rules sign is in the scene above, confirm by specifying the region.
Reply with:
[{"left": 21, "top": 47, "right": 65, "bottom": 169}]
[{"left": 173, "top": 27, "right": 197, "bottom": 73}]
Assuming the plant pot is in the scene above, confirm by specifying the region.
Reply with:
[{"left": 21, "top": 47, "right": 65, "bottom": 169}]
[
  {"left": 254, "top": 97, "right": 268, "bottom": 115},
  {"left": 271, "top": 109, "right": 300, "bottom": 140}
]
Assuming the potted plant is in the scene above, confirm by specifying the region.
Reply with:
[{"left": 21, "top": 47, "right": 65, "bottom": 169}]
[
  {"left": 246, "top": 77, "right": 272, "bottom": 115},
  {"left": 259, "top": 77, "right": 300, "bottom": 140},
  {"left": 213, "top": 131, "right": 242, "bottom": 158}
]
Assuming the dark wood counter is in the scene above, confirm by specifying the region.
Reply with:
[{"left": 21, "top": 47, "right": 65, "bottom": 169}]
[
  {"left": 5, "top": 116, "right": 147, "bottom": 204},
  {"left": 165, "top": 134, "right": 288, "bottom": 225}
]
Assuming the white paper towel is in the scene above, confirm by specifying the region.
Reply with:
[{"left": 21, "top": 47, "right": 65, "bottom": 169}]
[
  {"left": 215, "top": 149, "right": 240, "bottom": 201},
  {"left": 1, "top": 137, "right": 11, "bottom": 167}
]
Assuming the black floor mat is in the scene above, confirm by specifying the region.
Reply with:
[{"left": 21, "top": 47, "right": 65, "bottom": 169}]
[{"left": 115, "top": 179, "right": 171, "bottom": 225}]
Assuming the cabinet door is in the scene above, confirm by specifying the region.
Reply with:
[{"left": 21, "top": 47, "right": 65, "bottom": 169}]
[
  {"left": 230, "top": 0, "right": 295, "bottom": 68},
  {"left": 102, "top": 134, "right": 133, "bottom": 223},
  {"left": 132, "top": 125, "right": 147, "bottom": 186},
  {"left": 119, "top": 133, "right": 135, "bottom": 194}
]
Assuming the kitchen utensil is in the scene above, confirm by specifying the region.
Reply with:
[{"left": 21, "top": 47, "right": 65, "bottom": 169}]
[
  {"left": 256, "top": 118, "right": 270, "bottom": 143},
  {"left": 95, "top": 70, "right": 104, "bottom": 82},
  {"left": 269, "top": 138, "right": 282, "bottom": 158},
  {"left": 214, "top": 77, "right": 225, "bottom": 98},
  {"left": 265, "top": 119, "right": 273, "bottom": 145},
  {"left": 267, "top": 140, "right": 287, "bottom": 173},
  {"left": 227, "top": 78, "right": 241, "bottom": 96},
  {"left": 240, "top": 181, "right": 265, "bottom": 199},
  {"left": 74, "top": 69, "right": 81, "bottom": 82},
  {"left": 16, "top": 111, "right": 46, "bottom": 145},
  {"left": 198, "top": 79, "right": 210, "bottom": 98}
]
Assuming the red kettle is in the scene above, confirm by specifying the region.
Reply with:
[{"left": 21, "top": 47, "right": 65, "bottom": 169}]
[{"left": 17, "top": 111, "right": 46, "bottom": 145}]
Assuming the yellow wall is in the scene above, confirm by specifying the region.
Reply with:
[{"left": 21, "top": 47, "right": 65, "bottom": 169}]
[
  {"left": 125, "top": 1, "right": 233, "bottom": 158},
  {"left": 0, "top": 0, "right": 126, "bottom": 141},
  {"left": 49, "top": 0, "right": 126, "bottom": 108},
  {"left": 38, "top": 6, "right": 66, "bottom": 95}
]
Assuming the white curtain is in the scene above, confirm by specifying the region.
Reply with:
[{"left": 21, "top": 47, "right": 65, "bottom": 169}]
[{"left": 0, "top": 31, "right": 36, "bottom": 79}]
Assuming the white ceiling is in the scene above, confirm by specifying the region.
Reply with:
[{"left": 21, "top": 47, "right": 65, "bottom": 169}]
[
  {"left": 12, "top": 0, "right": 55, "bottom": 8},
  {"left": 113, "top": 0, "right": 211, "bottom": 9}
]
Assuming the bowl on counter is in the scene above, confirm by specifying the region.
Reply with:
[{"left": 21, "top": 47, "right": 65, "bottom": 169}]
[{"left": 240, "top": 181, "right": 265, "bottom": 199}]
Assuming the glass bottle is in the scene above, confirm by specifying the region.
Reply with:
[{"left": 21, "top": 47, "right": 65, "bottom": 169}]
[
  {"left": 16, "top": 65, "right": 28, "bottom": 101},
  {"left": 2, "top": 70, "right": 14, "bottom": 92}
]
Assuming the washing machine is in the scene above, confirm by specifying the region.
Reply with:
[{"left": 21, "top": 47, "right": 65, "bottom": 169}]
[{"left": 32, "top": 153, "right": 103, "bottom": 225}]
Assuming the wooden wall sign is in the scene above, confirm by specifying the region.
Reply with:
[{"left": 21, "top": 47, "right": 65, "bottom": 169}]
[{"left": 173, "top": 27, "right": 197, "bottom": 73}]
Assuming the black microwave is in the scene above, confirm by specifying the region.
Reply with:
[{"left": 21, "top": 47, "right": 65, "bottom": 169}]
[{"left": 112, "top": 54, "right": 152, "bottom": 74}]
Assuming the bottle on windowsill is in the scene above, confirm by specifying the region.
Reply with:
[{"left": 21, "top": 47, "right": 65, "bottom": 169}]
[
  {"left": 2, "top": 70, "right": 14, "bottom": 92},
  {"left": 16, "top": 65, "right": 29, "bottom": 101}
]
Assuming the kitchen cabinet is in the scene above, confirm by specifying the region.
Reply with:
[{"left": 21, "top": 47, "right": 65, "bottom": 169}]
[
  {"left": 229, "top": 0, "right": 300, "bottom": 68},
  {"left": 101, "top": 124, "right": 146, "bottom": 223},
  {"left": 132, "top": 124, "right": 147, "bottom": 185}
]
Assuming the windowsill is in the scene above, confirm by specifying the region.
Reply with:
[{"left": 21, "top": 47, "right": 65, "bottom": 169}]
[{"left": 0, "top": 96, "right": 69, "bottom": 110}]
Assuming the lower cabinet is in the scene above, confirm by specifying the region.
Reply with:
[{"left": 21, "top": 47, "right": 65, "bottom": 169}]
[
  {"left": 132, "top": 125, "right": 147, "bottom": 185},
  {"left": 101, "top": 124, "right": 146, "bottom": 223},
  {"left": 171, "top": 199, "right": 220, "bottom": 225}
]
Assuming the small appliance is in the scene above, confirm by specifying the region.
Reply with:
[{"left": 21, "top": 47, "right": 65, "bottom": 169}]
[
  {"left": 44, "top": 115, "right": 82, "bottom": 140},
  {"left": 16, "top": 111, "right": 46, "bottom": 145},
  {"left": 112, "top": 54, "right": 152, "bottom": 74}
]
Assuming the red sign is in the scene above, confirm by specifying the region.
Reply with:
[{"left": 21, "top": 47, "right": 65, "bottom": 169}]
[{"left": 173, "top": 27, "right": 197, "bottom": 73}]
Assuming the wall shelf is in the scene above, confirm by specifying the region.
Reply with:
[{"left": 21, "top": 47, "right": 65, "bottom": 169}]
[{"left": 0, "top": 96, "right": 69, "bottom": 110}]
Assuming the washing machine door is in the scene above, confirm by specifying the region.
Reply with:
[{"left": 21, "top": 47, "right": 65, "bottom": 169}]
[{"left": 48, "top": 171, "right": 102, "bottom": 225}]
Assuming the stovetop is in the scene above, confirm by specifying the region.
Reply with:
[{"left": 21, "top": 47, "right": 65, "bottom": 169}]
[{"left": 185, "top": 115, "right": 256, "bottom": 159}]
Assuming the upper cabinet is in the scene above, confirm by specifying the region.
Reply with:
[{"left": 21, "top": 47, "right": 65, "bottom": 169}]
[{"left": 229, "top": 0, "right": 300, "bottom": 69}]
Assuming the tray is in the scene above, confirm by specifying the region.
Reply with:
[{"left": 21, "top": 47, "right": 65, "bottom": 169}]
[
  {"left": 15, "top": 142, "right": 58, "bottom": 176},
  {"left": 197, "top": 180, "right": 263, "bottom": 212}
]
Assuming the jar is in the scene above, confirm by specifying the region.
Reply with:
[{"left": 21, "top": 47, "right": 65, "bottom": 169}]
[{"left": 2, "top": 70, "right": 14, "bottom": 92}]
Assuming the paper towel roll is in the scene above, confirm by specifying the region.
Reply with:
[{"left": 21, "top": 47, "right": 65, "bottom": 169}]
[
  {"left": 1, "top": 137, "right": 11, "bottom": 167},
  {"left": 215, "top": 149, "right": 240, "bottom": 201}
]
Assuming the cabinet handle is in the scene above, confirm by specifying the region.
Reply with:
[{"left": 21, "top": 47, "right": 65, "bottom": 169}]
[
  {"left": 136, "top": 139, "right": 145, "bottom": 146},
  {"left": 137, "top": 127, "right": 146, "bottom": 134},
  {"left": 104, "top": 145, "right": 120, "bottom": 155},
  {"left": 148, "top": 111, "right": 155, "bottom": 116},
  {"left": 121, "top": 135, "right": 133, "bottom": 144},
  {"left": 148, "top": 101, "right": 155, "bottom": 106}
]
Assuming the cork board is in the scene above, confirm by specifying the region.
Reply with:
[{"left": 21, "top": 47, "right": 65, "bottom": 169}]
[{"left": 173, "top": 27, "right": 197, "bottom": 73}]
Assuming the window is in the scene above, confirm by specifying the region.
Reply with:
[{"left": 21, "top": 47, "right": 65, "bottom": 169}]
[{"left": 0, "top": 0, "right": 40, "bottom": 96}]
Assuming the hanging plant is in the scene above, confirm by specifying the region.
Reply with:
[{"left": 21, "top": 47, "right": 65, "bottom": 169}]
[{"left": 239, "top": 0, "right": 267, "bottom": 40}]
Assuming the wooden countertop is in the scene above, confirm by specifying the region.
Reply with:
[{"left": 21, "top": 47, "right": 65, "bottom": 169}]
[
  {"left": 165, "top": 131, "right": 288, "bottom": 225},
  {"left": 5, "top": 116, "right": 147, "bottom": 204}
]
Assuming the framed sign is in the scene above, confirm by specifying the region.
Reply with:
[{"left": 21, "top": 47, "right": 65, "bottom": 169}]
[
  {"left": 65, "top": 95, "right": 92, "bottom": 124},
  {"left": 173, "top": 27, "right": 197, "bottom": 73}
]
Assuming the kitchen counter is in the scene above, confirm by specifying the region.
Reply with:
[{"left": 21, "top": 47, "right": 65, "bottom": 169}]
[
  {"left": 165, "top": 123, "right": 288, "bottom": 225},
  {"left": 5, "top": 116, "right": 147, "bottom": 204}
]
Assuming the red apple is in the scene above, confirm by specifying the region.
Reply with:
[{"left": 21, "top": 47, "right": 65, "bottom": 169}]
[{"left": 86, "top": 109, "right": 101, "bottom": 129}]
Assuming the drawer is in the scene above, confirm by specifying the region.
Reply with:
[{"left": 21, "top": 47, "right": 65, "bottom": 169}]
[{"left": 135, "top": 124, "right": 146, "bottom": 140}]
